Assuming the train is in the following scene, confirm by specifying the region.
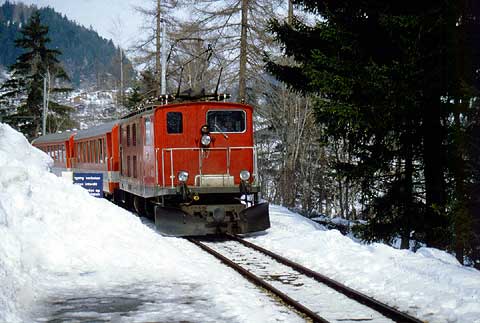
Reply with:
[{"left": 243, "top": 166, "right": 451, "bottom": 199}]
[{"left": 32, "top": 98, "right": 270, "bottom": 236}]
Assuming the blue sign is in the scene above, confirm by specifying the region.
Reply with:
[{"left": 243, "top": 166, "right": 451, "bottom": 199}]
[{"left": 73, "top": 173, "right": 103, "bottom": 198}]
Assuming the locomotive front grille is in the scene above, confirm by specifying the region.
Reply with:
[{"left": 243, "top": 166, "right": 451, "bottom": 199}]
[{"left": 194, "top": 174, "right": 235, "bottom": 187}]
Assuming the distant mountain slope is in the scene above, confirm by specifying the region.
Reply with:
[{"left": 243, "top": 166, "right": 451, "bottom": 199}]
[{"left": 0, "top": 1, "right": 134, "bottom": 87}]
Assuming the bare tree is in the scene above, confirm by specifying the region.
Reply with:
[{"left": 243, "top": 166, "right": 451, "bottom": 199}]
[
  {"left": 182, "top": 0, "right": 286, "bottom": 102},
  {"left": 131, "top": 0, "right": 181, "bottom": 97},
  {"left": 254, "top": 72, "right": 361, "bottom": 217}
]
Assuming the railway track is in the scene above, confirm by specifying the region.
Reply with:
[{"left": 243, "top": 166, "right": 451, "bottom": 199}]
[{"left": 188, "top": 235, "right": 424, "bottom": 323}]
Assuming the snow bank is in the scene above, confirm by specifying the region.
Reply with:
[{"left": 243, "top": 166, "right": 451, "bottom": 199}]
[
  {"left": 247, "top": 205, "right": 480, "bottom": 323},
  {"left": 0, "top": 124, "right": 189, "bottom": 321},
  {"left": 0, "top": 124, "right": 304, "bottom": 323}
]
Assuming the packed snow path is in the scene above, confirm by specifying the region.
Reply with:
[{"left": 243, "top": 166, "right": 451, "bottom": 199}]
[{"left": 1, "top": 123, "right": 479, "bottom": 323}]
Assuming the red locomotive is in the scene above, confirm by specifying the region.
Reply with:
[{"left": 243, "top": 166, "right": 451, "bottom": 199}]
[{"left": 32, "top": 99, "right": 270, "bottom": 236}]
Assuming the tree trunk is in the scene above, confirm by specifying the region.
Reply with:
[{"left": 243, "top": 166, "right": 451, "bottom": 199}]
[
  {"left": 239, "top": 0, "right": 248, "bottom": 102},
  {"left": 401, "top": 141, "right": 414, "bottom": 250},
  {"left": 338, "top": 180, "right": 344, "bottom": 217},
  {"left": 423, "top": 100, "right": 447, "bottom": 248},
  {"left": 344, "top": 179, "right": 350, "bottom": 219},
  {"left": 155, "top": 0, "right": 161, "bottom": 97},
  {"left": 453, "top": 110, "right": 467, "bottom": 264},
  {"left": 288, "top": 0, "right": 293, "bottom": 24}
]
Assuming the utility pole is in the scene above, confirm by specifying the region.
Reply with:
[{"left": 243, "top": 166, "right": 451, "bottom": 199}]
[
  {"left": 120, "top": 48, "right": 124, "bottom": 105},
  {"left": 156, "top": 0, "right": 161, "bottom": 97},
  {"left": 42, "top": 70, "right": 50, "bottom": 135},
  {"left": 239, "top": 0, "right": 248, "bottom": 102}
]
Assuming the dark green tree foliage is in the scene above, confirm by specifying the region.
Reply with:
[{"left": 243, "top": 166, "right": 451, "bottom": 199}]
[
  {"left": 125, "top": 86, "right": 143, "bottom": 111},
  {"left": 459, "top": 0, "right": 480, "bottom": 267},
  {"left": 468, "top": 100, "right": 480, "bottom": 268},
  {"left": 0, "top": 11, "right": 76, "bottom": 139},
  {"left": 124, "top": 70, "right": 163, "bottom": 112},
  {"left": 268, "top": 0, "right": 480, "bottom": 261}
]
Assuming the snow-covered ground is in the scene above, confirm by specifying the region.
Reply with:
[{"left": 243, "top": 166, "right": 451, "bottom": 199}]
[
  {"left": 1, "top": 122, "right": 479, "bottom": 323},
  {"left": 246, "top": 208, "right": 480, "bottom": 322}
]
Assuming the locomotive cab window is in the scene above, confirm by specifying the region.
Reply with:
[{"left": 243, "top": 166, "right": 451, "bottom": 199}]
[
  {"left": 167, "top": 112, "right": 183, "bottom": 134},
  {"left": 207, "top": 110, "right": 246, "bottom": 133}
]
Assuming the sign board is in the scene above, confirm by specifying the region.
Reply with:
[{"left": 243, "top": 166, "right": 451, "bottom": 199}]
[{"left": 73, "top": 173, "right": 103, "bottom": 198}]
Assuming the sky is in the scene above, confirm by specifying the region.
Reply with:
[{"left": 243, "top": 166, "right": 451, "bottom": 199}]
[{"left": 2, "top": 0, "right": 147, "bottom": 46}]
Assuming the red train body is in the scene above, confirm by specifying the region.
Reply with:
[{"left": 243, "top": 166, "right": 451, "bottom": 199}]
[{"left": 32, "top": 101, "right": 270, "bottom": 236}]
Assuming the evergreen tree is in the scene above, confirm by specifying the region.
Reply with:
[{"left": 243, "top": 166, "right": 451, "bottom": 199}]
[
  {"left": 267, "top": 0, "right": 480, "bottom": 259},
  {"left": 125, "top": 86, "right": 143, "bottom": 111},
  {"left": 0, "top": 11, "right": 76, "bottom": 139}
]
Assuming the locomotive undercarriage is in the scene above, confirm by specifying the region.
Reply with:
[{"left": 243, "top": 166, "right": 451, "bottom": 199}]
[
  {"left": 113, "top": 187, "right": 270, "bottom": 236},
  {"left": 154, "top": 197, "right": 270, "bottom": 236}
]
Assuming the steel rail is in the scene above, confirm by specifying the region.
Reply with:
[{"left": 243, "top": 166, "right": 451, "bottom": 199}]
[
  {"left": 229, "top": 235, "right": 424, "bottom": 323},
  {"left": 188, "top": 238, "right": 330, "bottom": 323}
]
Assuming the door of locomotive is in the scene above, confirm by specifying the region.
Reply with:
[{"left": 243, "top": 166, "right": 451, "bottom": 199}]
[{"left": 143, "top": 114, "right": 156, "bottom": 191}]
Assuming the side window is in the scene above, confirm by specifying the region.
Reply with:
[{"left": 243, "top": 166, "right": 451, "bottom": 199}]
[
  {"left": 167, "top": 112, "right": 183, "bottom": 134},
  {"left": 127, "top": 125, "right": 130, "bottom": 147},
  {"left": 99, "top": 139, "right": 103, "bottom": 163},
  {"left": 145, "top": 117, "right": 153, "bottom": 145},
  {"left": 95, "top": 140, "right": 99, "bottom": 163},
  {"left": 90, "top": 141, "right": 94, "bottom": 163},
  {"left": 133, "top": 156, "right": 137, "bottom": 178},
  {"left": 132, "top": 123, "right": 137, "bottom": 146}
]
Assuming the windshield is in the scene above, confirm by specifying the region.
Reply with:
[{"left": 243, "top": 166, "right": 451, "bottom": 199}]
[{"left": 207, "top": 110, "right": 246, "bottom": 133}]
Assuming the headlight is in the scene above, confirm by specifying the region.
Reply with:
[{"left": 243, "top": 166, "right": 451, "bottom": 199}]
[
  {"left": 201, "top": 125, "right": 210, "bottom": 134},
  {"left": 178, "top": 171, "right": 189, "bottom": 182},
  {"left": 201, "top": 134, "right": 211, "bottom": 146},
  {"left": 240, "top": 170, "right": 251, "bottom": 181}
]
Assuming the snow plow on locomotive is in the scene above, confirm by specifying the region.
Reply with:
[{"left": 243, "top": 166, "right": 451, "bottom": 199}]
[{"left": 33, "top": 100, "right": 270, "bottom": 236}]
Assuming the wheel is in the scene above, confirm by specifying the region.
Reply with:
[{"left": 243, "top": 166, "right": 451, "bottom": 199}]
[{"left": 133, "top": 195, "right": 146, "bottom": 215}]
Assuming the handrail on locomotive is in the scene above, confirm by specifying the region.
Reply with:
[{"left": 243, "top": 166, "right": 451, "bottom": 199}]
[{"left": 159, "top": 146, "right": 258, "bottom": 188}]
